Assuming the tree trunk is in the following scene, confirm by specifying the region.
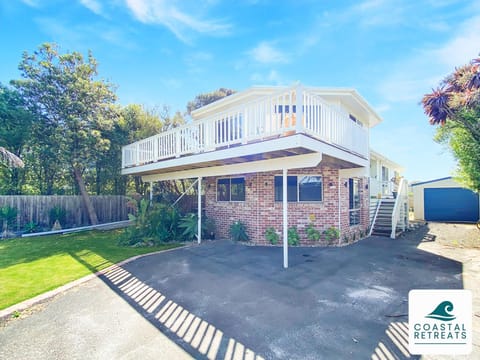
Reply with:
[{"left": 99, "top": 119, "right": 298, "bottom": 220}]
[
  {"left": 73, "top": 165, "right": 98, "bottom": 225},
  {"left": 95, "top": 162, "right": 102, "bottom": 195}
]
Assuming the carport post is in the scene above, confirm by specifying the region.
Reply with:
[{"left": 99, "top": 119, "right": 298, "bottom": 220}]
[
  {"left": 283, "top": 168, "right": 288, "bottom": 268},
  {"left": 197, "top": 176, "right": 202, "bottom": 244}
]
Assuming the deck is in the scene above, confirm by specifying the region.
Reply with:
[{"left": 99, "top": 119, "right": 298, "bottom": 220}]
[{"left": 121, "top": 86, "right": 370, "bottom": 173}]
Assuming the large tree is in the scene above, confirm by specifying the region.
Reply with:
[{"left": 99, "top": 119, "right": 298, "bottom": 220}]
[
  {"left": 422, "top": 55, "right": 480, "bottom": 191},
  {"left": 0, "top": 84, "right": 32, "bottom": 193},
  {"left": 12, "top": 43, "right": 118, "bottom": 224}
]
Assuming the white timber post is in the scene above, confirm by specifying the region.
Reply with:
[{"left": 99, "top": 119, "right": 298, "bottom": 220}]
[
  {"left": 242, "top": 108, "right": 248, "bottom": 144},
  {"left": 295, "top": 84, "right": 304, "bottom": 133},
  {"left": 135, "top": 143, "right": 139, "bottom": 166},
  {"left": 197, "top": 176, "right": 202, "bottom": 244},
  {"left": 175, "top": 130, "right": 181, "bottom": 158},
  {"left": 338, "top": 174, "right": 342, "bottom": 245},
  {"left": 283, "top": 168, "right": 288, "bottom": 269},
  {"left": 149, "top": 182, "right": 154, "bottom": 203}
]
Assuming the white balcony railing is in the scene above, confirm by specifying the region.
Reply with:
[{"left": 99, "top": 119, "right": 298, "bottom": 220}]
[
  {"left": 122, "top": 86, "right": 369, "bottom": 169},
  {"left": 369, "top": 178, "right": 395, "bottom": 198}
]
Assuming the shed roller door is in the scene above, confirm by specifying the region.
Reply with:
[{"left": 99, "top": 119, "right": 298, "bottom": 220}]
[{"left": 424, "top": 187, "right": 479, "bottom": 222}]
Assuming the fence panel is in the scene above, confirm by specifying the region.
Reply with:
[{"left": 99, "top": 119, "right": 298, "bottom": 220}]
[{"left": 0, "top": 195, "right": 129, "bottom": 231}]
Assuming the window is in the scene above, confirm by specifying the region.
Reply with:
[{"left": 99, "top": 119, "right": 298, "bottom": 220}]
[
  {"left": 231, "top": 177, "right": 245, "bottom": 201},
  {"left": 349, "top": 114, "right": 364, "bottom": 127},
  {"left": 217, "top": 178, "right": 245, "bottom": 202},
  {"left": 349, "top": 178, "right": 360, "bottom": 225},
  {"left": 275, "top": 175, "right": 323, "bottom": 202}
]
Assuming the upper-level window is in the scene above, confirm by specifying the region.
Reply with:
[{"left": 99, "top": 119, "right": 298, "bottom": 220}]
[
  {"left": 274, "top": 175, "right": 323, "bottom": 202},
  {"left": 349, "top": 114, "right": 363, "bottom": 127},
  {"left": 217, "top": 177, "right": 245, "bottom": 202}
]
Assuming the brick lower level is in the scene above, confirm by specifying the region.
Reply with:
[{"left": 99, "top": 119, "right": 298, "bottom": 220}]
[{"left": 204, "top": 164, "right": 370, "bottom": 246}]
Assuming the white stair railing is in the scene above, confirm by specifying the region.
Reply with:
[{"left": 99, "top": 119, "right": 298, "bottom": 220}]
[
  {"left": 369, "top": 198, "right": 382, "bottom": 237},
  {"left": 390, "top": 178, "right": 409, "bottom": 239}
]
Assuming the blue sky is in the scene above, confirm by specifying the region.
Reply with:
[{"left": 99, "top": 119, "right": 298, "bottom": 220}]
[{"left": 1, "top": 0, "right": 479, "bottom": 182}]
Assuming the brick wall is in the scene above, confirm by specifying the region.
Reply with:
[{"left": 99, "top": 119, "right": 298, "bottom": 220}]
[{"left": 204, "top": 164, "right": 370, "bottom": 246}]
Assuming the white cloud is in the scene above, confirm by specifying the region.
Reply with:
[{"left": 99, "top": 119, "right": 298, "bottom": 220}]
[
  {"left": 20, "top": 0, "right": 39, "bottom": 7},
  {"left": 250, "top": 69, "right": 285, "bottom": 85},
  {"left": 79, "top": 0, "right": 102, "bottom": 15},
  {"left": 34, "top": 17, "right": 137, "bottom": 51},
  {"left": 431, "top": 15, "right": 480, "bottom": 68},
  {"left": 124, "top": 0, "right": 231, "bottom": 43},
  {"left": 377, "top": 14, "right": 480, "bottom": 103},
  {"left": 374, "top": 103, "right": 391, "bottom": 114},
  {"left": 248, "top": 42, "right": 289, "bottom": 64}
]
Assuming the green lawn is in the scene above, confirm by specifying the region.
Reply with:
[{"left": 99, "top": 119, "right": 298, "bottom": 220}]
[{"left": 0, "top": 230, "right": 182, "bottom": 310}]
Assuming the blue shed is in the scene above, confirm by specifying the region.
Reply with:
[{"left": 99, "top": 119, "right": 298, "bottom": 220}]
[{"left": 412, "top": 177, "right": 479, "bottom": 223}]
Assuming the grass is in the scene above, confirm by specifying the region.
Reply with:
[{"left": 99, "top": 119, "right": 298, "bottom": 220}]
[{"left": 0, "top": 229, "right": 182, "bottom": 310}]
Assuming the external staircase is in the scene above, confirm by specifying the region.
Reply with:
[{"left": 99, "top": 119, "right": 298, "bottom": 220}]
[
  {"left": 369, "top": 178, "right": 409, "bottom": 239},
  {"left": 371, "top": 199, "right": 402, "bottom": 237}
]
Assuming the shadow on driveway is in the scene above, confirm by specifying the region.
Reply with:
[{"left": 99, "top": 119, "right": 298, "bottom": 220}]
[{"left": 96, "top": 226, "right": 463, "bottom": 359}]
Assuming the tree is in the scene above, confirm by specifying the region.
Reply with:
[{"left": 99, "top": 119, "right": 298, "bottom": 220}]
[
  {"left": 422, "top": 55, "right": 480, "bottom": 191},
  {"left": 186, "top": 88, "right": 236, "bottom": 115},
  {"left": 0, "top": 84, "right": 32, "bottom": 193},
  {"left": 0, "top": 147, "right": 24, "bottom": 168},
  {"left": 12, "top": 43, "right": 118, "bottom": 224}
]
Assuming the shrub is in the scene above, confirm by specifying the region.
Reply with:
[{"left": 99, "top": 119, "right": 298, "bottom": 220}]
[
  {"left": 323, "top": 226, "right": 340, "bottom": 243},
  {"left": 147, "top": 203, "right": 181, "bottom": 243},
  {"left": 0, "top": 205, "right": 18, "bottom": 236},
  {"left": 178, "top": 213, "right": 216, "bottom": 241},
  {"left": 287, "top": 226, "right": 300, "bottom": 246},
  {"left": 204, "top": 217, "right": 216, "bottom": 239},
  {"left": 24, "top": 221, "right": 38, "bottom": 234},
  {"left": 229, "top": 221, "right": 249, "bottom": 242},
  {"left": 0, "top": 205, "right": 17, "bottom": 227},
  {"left": 119, "top": 200, "right": 181, "bottom": 246},
  {"left": 265, "top": 227, "right": 279, "bottom": 245},
  {"left": 306, "top": 223, "right": 321, "bottom": 241}
]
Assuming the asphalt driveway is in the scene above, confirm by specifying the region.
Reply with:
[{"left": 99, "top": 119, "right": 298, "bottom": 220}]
[{"left": 0, "top": 227, "right": 465, "bottom": 359}]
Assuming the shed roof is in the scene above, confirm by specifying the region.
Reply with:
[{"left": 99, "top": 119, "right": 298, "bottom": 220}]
[{"left": 410, "top": 176, "right": 453, "bottom": 187}]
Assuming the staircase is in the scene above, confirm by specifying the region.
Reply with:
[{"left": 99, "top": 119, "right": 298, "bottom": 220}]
[{"left": 371, "top": 199, "right": 396, "bottom": 237}]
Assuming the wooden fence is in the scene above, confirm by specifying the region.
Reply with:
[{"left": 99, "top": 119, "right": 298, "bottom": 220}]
[{"left": 0, "top": 195, "right": 130, "bottom": 231}]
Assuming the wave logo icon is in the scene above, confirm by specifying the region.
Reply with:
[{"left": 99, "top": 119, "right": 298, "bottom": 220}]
[{"left": 425, "top": 300, "right": 456, "bottom": 321}]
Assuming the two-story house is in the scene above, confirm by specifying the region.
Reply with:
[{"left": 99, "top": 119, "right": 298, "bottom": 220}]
[{"left": 121, "top": 84, "right": 408, "bottom": 267}]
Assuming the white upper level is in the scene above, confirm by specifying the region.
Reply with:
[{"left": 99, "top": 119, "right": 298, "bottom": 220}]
[{"left": 121, "top": 84, "right": 382, "bottom": 177}]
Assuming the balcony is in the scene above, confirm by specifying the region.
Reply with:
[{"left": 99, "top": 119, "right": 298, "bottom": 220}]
[{"left": 122, "top": 86, "right": 372, "bottom": 175}]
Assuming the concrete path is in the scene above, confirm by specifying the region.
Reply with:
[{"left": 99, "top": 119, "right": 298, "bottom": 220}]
[{"left": 0, "top": 225, "right": 476, "bottom": 359}]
